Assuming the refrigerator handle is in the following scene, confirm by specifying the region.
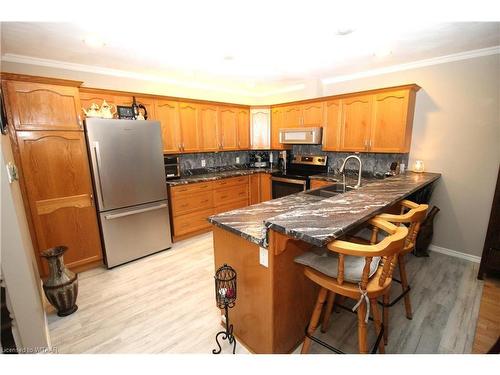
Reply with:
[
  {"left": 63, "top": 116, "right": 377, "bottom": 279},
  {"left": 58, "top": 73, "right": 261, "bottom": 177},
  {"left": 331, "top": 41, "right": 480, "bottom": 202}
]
[
  {"left": 104, "top": 203, "right": 168, "bottom": 220},
  {"left": 92, "top": 141, "right": 106, "bottom": 208}
]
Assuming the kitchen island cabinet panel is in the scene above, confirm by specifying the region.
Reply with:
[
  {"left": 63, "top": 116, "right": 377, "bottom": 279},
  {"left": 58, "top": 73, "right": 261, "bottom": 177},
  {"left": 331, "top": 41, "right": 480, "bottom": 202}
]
[{"left": 213, "top": 227, "right": 317, "bottom": 353}]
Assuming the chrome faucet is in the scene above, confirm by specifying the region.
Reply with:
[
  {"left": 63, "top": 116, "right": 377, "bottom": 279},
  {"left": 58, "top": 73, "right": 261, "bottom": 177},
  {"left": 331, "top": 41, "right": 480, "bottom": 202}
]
[{"left": 339, "top": 155, "right": 362, "bottom": 189}]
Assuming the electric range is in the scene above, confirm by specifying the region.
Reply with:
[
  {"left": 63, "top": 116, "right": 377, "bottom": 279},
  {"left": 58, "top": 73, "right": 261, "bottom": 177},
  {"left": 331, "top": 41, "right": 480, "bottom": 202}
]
[{"left": 271, "top": 155, "right": 328, "bottom": 199}]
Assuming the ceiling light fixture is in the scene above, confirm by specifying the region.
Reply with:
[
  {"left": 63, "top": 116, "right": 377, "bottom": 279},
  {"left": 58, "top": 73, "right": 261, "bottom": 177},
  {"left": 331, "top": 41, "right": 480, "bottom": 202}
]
[
  {"left": 223, "top": 55, "right": 234, "bottom": 61},
  {"left": 336, "top": 28, "right": 354, "bottom": 36},
  {"left": 374, "top": 47, "right": 392, "bottom": 58},
  {"left": 83, "top": 35, "right": 105, "bottom": 48}
]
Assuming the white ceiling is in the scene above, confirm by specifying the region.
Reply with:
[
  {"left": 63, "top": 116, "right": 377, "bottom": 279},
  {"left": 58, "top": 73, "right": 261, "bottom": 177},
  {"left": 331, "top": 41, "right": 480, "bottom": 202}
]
[{"left": 1, "top": 18, "right": 499, "bottom": 97}]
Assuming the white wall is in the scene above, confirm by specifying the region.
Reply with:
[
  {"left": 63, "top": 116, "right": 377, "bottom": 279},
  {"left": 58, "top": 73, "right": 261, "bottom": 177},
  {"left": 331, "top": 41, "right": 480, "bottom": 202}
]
[
  {"left": 1, "top": 134, "right": 51, "bottom": 352},
  {"left": 322, "top": 54, "right": 500, "bottom": 257}
]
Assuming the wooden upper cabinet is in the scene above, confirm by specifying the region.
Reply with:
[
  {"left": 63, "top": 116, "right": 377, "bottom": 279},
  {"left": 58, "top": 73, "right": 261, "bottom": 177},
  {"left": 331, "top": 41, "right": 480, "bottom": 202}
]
[
  {"left": 283, "top": 105, "right": 302, "bottom": 128},
  {"left": 302, "top": 102, "right": 324, "bottom": 126},
  {"left": 178, "top": 102, "right": 201, "bottom": 152},
  {"left": 199, "top": 105, "right": 219, "bottom": 152},
  {"left": 155, "top": 99, "right": 181, "bottom": 154},
  {"left": 219, "top": 107, "right": 238, "bottom": 150},
  {"left": 5, "top": 80, "right": 82, "bottom": 131},
  {"left": 250, "top": 108, "right": 271, "bottom": 149},
  {"left": 271, "top": 107, "right": 288, "bottom": 150},
  {"left": 16, "top": 130, "right": 102, "bottom": 275},
  {"left": 339, "top": 95, "right": 372, "bottom": 152},
  {"left": 237, "top": 108, "right": 250, "bottom": 149},
  {"left": 370, "top": 90, "right": 412, "bottom": 153},
  {"left": 322, "top": 99, "right": 341, "bottom": 151}
]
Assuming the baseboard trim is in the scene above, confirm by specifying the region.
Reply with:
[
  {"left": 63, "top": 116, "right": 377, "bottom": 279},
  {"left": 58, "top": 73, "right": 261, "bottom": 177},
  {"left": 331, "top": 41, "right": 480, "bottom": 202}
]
[{"left": 429, "top": 244, "right": 481, "bottom": 263}]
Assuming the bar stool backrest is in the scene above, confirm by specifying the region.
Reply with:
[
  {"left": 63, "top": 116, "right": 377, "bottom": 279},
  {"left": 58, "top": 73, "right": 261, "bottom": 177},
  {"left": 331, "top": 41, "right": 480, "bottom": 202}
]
[
  {"left": 327, "top": 218, "right": 408, "bottom": 290},
  {"left": 377, "top": 200, "right": 428, "bottom": 253}
]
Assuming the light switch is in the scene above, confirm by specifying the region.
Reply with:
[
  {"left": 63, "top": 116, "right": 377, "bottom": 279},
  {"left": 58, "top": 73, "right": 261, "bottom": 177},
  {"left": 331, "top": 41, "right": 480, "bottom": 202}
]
[
  {"left": 236, "top": 156, "right": 240, "bottom": 164},
  {"left": 201, "top": 159, "right": 206, "bottom": 167},
  {"left": 259, "top": 247, "right": 268, "bottom": 267},
  {"left": 6, "top": 162, "right": 18, "bottom": 183}
]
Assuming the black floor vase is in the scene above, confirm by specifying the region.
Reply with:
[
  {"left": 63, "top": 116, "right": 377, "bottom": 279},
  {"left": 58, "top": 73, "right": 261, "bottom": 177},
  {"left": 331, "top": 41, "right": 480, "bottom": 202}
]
[{"left": 41, "top": 246, "right": 78, "bottom": 317}]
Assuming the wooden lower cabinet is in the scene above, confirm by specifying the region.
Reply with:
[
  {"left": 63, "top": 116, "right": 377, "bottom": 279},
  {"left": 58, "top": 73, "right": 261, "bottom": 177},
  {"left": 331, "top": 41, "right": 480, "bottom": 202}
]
[
  {"left": 310, "top": 179, "right": 334, "bottom": 189},
  {"left": 260, "top": 173, "right": 272, "bottom": 202},
  {"left": 169, "top": 174, "right": 275, "bottom": 241},
  {"left": 15, "top": 130, "right": 103, "bottom": 276}
]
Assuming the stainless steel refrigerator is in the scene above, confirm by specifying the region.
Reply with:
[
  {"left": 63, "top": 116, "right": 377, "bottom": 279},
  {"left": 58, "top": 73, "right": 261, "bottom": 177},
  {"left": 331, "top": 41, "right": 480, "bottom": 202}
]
[{"left": 85, "top": 118, "right": 172, "bottom": 268}]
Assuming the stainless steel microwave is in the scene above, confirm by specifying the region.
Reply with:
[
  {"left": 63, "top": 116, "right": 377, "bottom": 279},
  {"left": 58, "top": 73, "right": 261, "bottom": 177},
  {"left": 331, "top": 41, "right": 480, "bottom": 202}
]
[{"left": 279, "top": 127, "right": 322, "bottom": 144}]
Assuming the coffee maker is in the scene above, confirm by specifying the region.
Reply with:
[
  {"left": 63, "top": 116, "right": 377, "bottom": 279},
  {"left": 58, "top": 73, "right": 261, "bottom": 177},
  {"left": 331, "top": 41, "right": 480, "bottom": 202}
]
[{"left": 278, "top": 150, "right": 288, "bottom": 173}]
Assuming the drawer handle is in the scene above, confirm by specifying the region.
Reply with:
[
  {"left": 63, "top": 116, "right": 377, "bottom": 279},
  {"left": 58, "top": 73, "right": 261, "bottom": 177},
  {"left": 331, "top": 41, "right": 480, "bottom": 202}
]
[
  {"left": 180, "top": 203, "right": 189, "bottom": 207},
  {"left": 239, "top": 192, "right": 245, "bottom": 195},
  {"left": 201, "top": 200, "right": 209, "bottom": 203},
  {"left": 220, "top": 195, "right": 228, "bottom": 199}
]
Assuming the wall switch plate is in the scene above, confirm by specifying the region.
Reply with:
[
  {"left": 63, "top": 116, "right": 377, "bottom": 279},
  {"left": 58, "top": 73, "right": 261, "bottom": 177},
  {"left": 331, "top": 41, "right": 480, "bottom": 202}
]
[
  {"left": 259, "top": 247, "right": 268, "bottom": 267},
  {"left": 201, "top": 159, "right": 206, "bottom": 167},
  {"left": 236, "top": 156, "right": 240, "bottom": 164},
  {"left": 6, "top": 162, "right": 18, "bottom": 183}
]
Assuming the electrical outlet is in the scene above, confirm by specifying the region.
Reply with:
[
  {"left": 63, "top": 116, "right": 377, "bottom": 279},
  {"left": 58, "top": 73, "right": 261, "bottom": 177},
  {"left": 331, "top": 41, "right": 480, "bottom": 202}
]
[
  {"left": 236, "top": 156, "right": 240, "bottom": 164},
  {"left": 201, "top": 159, "right": 206, "bottom": 167},
  {"left": 259, "top": 247, "right": 268, "bottom": 267}
]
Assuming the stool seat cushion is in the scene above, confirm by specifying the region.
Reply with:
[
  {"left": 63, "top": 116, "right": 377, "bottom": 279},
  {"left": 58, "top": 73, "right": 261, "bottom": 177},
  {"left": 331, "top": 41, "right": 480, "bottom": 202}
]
[{"left": 294, "top": 247, "right": 381, "bottom": 283}]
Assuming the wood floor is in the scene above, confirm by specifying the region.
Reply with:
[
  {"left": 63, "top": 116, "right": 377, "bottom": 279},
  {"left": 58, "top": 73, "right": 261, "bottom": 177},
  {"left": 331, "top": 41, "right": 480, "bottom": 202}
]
[
  {"left": 47, "top": 232, "right": 483, "bottom": 354},
  {"left": 472, "top": 278, "right": 500, "bottom": 353}
]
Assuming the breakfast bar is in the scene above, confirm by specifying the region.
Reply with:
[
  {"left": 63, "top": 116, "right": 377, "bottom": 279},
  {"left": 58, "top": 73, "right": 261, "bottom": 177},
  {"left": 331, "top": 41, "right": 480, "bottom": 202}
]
[{"left": 208, "top": 172, "right": 441, "bottom": 353}]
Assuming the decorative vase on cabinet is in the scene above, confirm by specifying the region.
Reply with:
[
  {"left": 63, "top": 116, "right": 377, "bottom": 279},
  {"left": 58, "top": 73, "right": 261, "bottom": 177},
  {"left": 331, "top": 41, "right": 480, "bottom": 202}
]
[{"left": 41, "top": 246, "right": 79, "bottom": 317}]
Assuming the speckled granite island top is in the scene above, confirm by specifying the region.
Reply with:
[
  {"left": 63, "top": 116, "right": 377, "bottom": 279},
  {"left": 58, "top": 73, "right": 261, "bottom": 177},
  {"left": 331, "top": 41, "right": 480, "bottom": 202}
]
[
  {"left": 166, "top": 167, "right": 277, "bottom": 186},
  {"left": 208, "top": 172, "right": 440, "bottom": 248}
]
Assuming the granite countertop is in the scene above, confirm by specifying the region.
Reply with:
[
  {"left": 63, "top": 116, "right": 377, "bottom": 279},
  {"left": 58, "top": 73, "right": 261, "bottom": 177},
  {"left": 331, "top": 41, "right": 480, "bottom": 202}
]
[
  {"left": 208, "top": 172, "right": 441, "bottom": 248},
  {"left": 166, "top": 167, "right": 278, "bottom": 186}
]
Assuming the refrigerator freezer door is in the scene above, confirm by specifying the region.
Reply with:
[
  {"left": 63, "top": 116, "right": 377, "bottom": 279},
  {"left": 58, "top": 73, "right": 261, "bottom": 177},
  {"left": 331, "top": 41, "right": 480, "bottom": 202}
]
[
  {"left": 100, "top": 200, "right": 172, "bottom": 268},
  {"left": 86, "top": 118, "right": 167, "bottom": 211}
]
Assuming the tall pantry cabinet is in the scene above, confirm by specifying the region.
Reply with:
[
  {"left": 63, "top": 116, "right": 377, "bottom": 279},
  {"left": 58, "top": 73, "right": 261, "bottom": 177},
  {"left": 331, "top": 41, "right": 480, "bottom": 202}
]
[{"left": 1, "top": 74, "right": 103, "bottom": 276}]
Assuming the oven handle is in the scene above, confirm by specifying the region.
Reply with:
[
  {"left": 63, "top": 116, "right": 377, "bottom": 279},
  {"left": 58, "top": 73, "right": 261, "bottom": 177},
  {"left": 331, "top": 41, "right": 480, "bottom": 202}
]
[{"left": 271, "top": 176, "right": 307, "bottom": 186}]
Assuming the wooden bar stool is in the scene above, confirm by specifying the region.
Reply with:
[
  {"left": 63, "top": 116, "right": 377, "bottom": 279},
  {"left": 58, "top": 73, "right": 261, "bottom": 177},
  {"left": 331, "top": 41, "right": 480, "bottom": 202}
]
[
  {"left": 294, "top": 218, "right": 408, "bottom": 354},
  {"left": 350, "top": 200, "right": 428, "bottom": 344}
]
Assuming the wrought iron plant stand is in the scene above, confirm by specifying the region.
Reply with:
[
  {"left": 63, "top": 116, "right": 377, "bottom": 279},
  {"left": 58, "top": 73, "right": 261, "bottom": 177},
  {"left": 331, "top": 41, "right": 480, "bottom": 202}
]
[{"left": 212, "top": 264, "right": 237, "bottom": 354}]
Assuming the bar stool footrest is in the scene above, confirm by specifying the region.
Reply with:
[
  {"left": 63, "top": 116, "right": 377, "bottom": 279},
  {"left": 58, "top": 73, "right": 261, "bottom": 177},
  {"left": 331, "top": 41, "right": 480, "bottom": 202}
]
[
  {"left": 377, "top": 285, "right": 411, "bottom": 308},
  {"left": 304, "top": 324, "right": 384, "bottom": 354}
]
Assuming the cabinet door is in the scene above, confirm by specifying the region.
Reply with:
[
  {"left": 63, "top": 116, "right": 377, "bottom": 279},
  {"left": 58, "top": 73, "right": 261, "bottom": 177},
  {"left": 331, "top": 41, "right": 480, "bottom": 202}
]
[
  {"left": 16, "top": 131, "right": 102, "bottom": 275},
  {"left": 283, "top": 105, "right": 302, "bottom": 128},
  {"left": 237, "top": 108, "right": 250, "bottom": 149},
  {"left": 340, "top": 95, "right": 372, "bottom": 152},
  {"left": 80, "top": 91, "right": 117, "bottom": 118},
  {"left": 250, "top": 108, "right": 270, "bottom": 149},
  {"left": 219, "top": 107, "right": 238, "bottom": 150},
  {"left": 322, "top": 100, "right": 341, "bottom": 151},
  {"left": 178, "top": 102, "right": 201, "bottom": 152},
  {"left": 259, "top": 173, "right": 272, "bottom": 202},
  {"left": 271, "top": 107, "right": 285, "bottom": 149},
  {"left": 155, "top": 99, "right": 182, "bottom": 154},
  {"left": 302, "top": 102, "right": 324, "bottom": 126},
  {"left": 199, "top": 105, "right": 219, "bottom": 152},
  {"left": 370, "top": 90, "right": 410, "bottom": 153},
  {"left": 249, "top": 173, "right": 261, "bottom": 205},
  {"left": 5, "top": 81, "right": 82, "bottom": 131}
]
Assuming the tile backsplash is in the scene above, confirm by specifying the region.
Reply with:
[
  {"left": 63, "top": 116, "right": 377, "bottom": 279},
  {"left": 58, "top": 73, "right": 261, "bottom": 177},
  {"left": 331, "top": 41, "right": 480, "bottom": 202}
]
[
  {"left": 177, "top": 147, "right": 407, "bottom": 176},
  {"left": 291, "top": 145, "right": 409, "bottom": 175}
]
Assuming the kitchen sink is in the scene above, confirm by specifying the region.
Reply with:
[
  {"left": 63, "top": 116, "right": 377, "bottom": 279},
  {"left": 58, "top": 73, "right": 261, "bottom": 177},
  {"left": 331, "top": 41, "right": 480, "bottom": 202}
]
[{"left": 305, "top": 183, "right": 355, "bottom": 198}]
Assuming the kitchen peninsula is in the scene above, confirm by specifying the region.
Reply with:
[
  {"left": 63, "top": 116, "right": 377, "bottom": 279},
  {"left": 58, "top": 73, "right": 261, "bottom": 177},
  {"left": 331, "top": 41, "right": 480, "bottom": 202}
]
[{"left": 208, "top": 171, "right": 440, "bottom": 353}]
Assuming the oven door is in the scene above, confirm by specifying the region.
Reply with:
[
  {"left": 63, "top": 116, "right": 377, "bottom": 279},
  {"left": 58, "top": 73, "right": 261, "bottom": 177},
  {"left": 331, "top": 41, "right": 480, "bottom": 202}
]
[{"left": 271, "top": 177, "right": 307, "bottom": 199}]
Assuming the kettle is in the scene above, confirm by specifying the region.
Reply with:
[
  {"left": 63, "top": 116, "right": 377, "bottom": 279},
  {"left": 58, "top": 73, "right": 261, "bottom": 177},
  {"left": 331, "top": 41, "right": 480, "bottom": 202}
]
[{"left": 131, "top": 96, "right": 148, "bottom": 120}]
